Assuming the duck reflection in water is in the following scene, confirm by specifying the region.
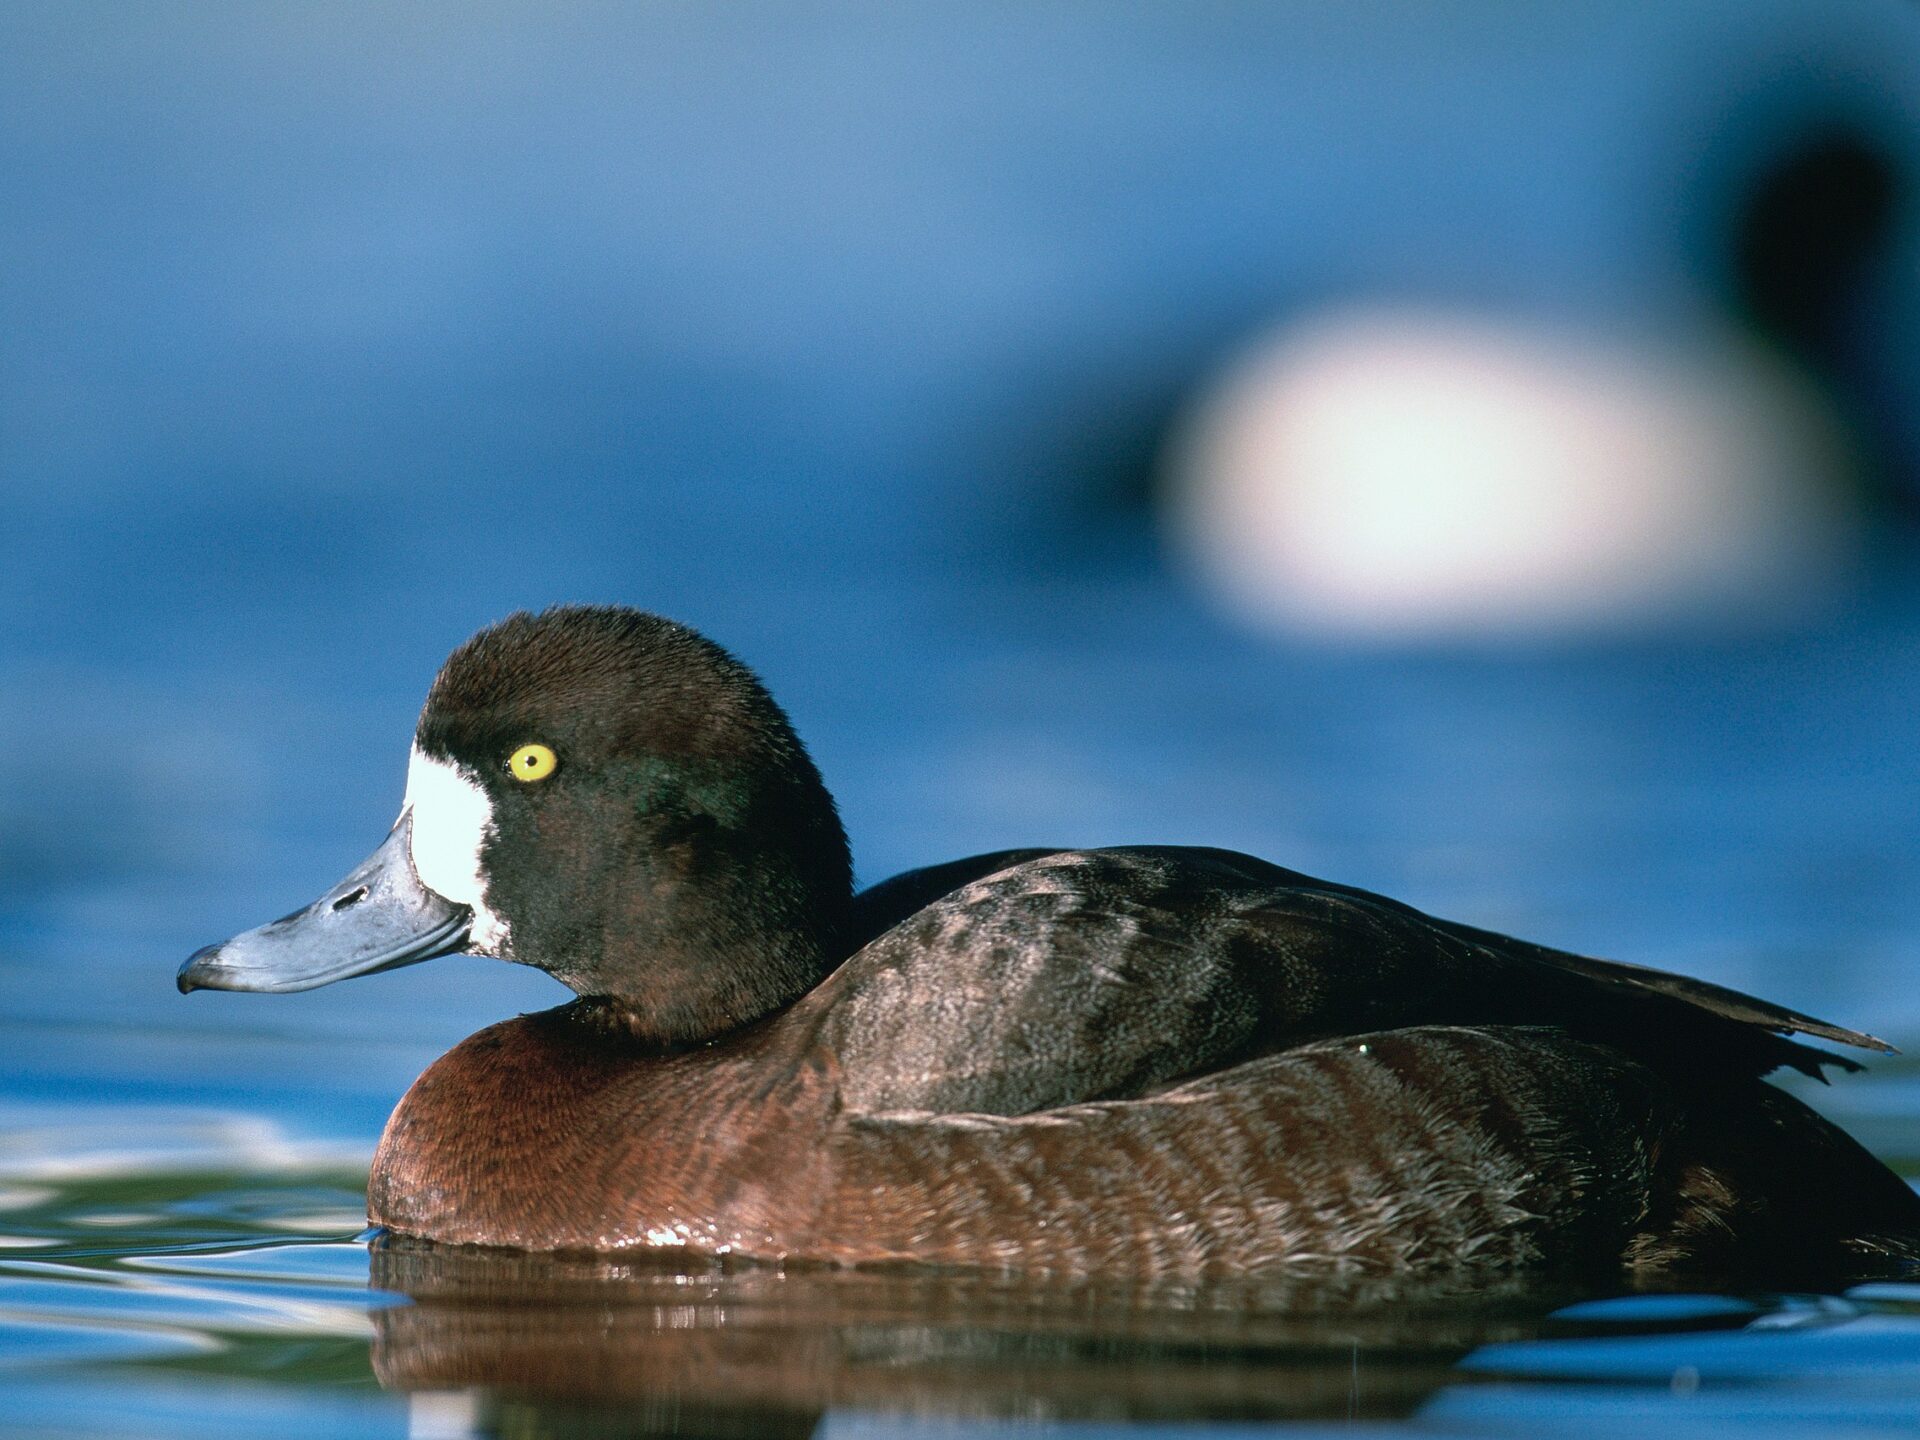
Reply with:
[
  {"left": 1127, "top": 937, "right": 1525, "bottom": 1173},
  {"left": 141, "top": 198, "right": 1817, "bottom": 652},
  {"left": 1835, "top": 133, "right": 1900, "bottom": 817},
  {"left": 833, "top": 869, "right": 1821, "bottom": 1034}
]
[{"left": 368, "top": 1237, "right": 1620, "bottom": 1429}]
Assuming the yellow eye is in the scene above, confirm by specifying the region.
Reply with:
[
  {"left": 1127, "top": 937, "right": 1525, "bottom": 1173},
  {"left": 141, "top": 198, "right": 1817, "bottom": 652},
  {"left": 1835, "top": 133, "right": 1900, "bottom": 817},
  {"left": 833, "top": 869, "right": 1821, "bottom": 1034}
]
[{"left": 508, "top": 743, "right": 557, "bottom": 782}]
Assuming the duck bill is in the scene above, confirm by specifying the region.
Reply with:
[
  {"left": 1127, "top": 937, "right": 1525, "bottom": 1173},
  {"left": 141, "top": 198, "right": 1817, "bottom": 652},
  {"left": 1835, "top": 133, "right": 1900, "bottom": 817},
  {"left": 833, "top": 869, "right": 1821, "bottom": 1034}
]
[{"left": 178, "top": 813, "right": 472, "bottom": 994}]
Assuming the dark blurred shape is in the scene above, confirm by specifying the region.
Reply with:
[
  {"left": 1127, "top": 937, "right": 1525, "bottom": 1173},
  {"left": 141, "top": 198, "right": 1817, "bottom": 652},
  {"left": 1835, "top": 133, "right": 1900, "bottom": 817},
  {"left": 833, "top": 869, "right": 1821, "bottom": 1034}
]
[
  {"left": 1732, "top": 125, "right": 1900, "bottom": 361},
  {"left": 1693, "top": 102, "right": 1917, "bottom": 514}
]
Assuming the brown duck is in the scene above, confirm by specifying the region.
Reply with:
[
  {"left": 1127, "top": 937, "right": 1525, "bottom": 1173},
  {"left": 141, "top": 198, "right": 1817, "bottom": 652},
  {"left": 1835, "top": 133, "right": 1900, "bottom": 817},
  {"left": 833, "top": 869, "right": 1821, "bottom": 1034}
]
[{"left": 180, "top": 606, "right": 1920, "bottom": 1282}]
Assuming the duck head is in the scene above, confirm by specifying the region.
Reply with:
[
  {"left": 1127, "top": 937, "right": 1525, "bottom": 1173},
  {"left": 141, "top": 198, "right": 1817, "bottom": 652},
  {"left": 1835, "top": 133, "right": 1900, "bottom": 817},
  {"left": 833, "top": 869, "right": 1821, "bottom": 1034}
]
[{"left": 179, "top": 607, "right": 854, "bottom": 1046}]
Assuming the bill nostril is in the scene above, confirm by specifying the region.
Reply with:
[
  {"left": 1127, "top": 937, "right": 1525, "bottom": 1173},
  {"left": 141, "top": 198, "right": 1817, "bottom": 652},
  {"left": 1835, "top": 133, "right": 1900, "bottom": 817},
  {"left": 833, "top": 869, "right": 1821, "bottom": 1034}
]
[{"left": 332, "top": 885, "right": 370, "bottom": 912}]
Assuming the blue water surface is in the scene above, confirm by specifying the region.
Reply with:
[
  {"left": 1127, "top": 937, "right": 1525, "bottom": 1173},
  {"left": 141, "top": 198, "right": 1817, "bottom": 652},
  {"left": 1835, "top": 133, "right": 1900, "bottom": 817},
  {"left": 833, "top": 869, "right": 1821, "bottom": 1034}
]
[
  {"left": 6, "top": 556, "right": 1920, "bottom": 1437},
  {"left": 6, "top": 4, "right": 1920, "bottom": 1435}
]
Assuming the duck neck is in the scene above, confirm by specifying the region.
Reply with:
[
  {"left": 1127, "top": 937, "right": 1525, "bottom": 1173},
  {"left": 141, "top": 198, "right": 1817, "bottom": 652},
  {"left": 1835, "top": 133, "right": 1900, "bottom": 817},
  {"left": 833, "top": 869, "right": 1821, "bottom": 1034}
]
[
  {"left": 523, "top": 806, "right": 855, "bottom": 1050},
  {"left": 603, "top": 876, "right": 851, "bottom": 1048}
]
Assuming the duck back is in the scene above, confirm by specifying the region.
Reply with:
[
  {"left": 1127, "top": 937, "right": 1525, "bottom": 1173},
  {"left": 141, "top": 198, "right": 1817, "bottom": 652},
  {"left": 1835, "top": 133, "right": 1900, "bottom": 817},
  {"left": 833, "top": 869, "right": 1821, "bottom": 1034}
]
[{"left": 813, "top": 847, "right": 1875, "bottom": 1121}]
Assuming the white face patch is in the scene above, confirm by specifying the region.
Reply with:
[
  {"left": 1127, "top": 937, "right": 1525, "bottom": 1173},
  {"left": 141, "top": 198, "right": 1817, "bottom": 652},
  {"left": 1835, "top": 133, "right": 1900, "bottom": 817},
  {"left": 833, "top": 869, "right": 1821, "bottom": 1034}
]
[{"left": 402, "top": 745, "right": 510, "bottom": 955}]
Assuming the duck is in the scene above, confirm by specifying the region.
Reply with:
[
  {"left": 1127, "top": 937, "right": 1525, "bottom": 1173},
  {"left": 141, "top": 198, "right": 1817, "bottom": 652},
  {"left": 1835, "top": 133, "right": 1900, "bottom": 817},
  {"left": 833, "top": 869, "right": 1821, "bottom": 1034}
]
[{"left": 179, "top": 605, "right": 1920, "bottom": 1281}]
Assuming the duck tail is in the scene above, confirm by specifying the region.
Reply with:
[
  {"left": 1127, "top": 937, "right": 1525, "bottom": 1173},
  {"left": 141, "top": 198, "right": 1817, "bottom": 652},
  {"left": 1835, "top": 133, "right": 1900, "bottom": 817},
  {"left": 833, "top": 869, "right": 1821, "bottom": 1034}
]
[{"left": 1626, "top": 1080, "right": 1920, "bottom": 1283}]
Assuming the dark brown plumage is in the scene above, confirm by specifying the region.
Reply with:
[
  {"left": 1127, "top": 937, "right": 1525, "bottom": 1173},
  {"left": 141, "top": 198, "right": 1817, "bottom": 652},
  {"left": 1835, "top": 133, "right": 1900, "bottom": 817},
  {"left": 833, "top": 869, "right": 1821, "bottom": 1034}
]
[{"left": 188, "top": 606, "right": 1920, "bottom": 1282}]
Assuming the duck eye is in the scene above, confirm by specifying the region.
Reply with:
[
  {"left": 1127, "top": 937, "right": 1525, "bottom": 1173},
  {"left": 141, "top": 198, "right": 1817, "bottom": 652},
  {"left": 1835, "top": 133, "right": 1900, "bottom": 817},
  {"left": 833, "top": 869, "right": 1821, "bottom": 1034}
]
[{"left": 507, "top": 743, "right": 558, "bottom": 783}]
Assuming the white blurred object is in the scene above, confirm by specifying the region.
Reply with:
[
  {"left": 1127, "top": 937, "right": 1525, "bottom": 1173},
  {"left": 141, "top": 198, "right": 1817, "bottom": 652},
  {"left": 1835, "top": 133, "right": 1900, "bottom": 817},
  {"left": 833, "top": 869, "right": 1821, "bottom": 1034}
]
[{"left": 1166, "top": 308, "right": 1863, "bottom": 636}]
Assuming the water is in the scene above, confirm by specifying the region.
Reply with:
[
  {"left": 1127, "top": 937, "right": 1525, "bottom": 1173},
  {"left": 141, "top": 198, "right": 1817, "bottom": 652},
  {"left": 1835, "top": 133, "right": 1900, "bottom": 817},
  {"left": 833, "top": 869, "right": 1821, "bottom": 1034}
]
[
  {"left": 7, "top": 5, "right": 1920, "bottom": 1432},
  {"left": 7, "top": 558, "right": 1920, "bottom": 1436},
  {"left": 3, "top": 1151, "right": 1919, "bottom": 1439},
  {"left": 0, "top": 1132, "right": 1917, "bottom": 1438}
]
